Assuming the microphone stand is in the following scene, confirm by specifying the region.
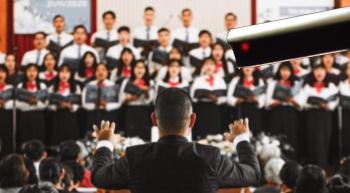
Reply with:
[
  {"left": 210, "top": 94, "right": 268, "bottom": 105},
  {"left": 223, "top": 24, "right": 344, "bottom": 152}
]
[
  {"left": 12, "top": 82, "right": 18, "bottom": 153},
  {"left": 338, "top": 106, "right": 343, "bottom": 160}
]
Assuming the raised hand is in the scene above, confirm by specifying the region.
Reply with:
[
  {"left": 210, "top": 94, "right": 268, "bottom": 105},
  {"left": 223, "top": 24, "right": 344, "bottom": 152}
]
[{"left": 224, "top": 118, "right": 250, "bottom": 143}]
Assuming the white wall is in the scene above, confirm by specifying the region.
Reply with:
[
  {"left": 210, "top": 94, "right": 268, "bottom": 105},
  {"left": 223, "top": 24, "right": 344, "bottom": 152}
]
[{"left": 97, "top": 0, "right": 252, "bottom": 35}]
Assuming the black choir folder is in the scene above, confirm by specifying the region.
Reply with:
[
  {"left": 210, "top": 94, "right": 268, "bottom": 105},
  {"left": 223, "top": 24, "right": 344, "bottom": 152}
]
[
  {"left": 17, "top": 89, "right": 48, "bottom": 103},
  {"left": 47, "top": 40, "right": 73, "bottom": 56},
  {"left": 85, "top": 85, "right": 120, "bottom": 103},
  {"left": 62, "top": 58, "right": 80, "bottom": 71},
  {"left": 194, "top": 89, "right": 226, "bottom": 99},
  {"left": 94, "top": 38, "right": 119, "bottom": 50},
  {"left": 0, "top": 89, "right": 14, "bottom": 101},
  {"left": 172, "top": 39, "right": 199, "bottom": 55},
  {"left": 233, "top": 84, "right": 266, "bottom": 98},
  {"left": 272, "top": 84, "right": 291, "bottom": 101},
  {"left": 49, "top": 93, "right": 81, "bottom": 105},
  {"left": 307, "top": 94, "right": 338, "bottom": 106},
  {"left": 133, "top": 39, "right": 158, "bottom": 49},
  {"left": 189, "top": 55, "right": 203, "bottom": 69},
  {"left": 105, "top": 57, "right": 120, "bottom": 70},
  {"left": 151, "top": 49, "right": 169, "bottom": 65},
  {"left": 124, "top": 81, "right": 144, "bottom": 96},
  {"left": 340, "top": 95, "right": 350, "bottom": 110}
]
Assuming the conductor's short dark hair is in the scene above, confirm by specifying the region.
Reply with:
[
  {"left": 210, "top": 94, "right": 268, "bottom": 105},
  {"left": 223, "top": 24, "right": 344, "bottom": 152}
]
[{"left": 155, "top": 88, "right": 192, "bottom": 133}]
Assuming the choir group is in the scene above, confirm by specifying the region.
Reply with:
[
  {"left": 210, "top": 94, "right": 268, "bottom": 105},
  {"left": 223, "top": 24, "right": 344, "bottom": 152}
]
[{"left": 1, "top": 7, "right": 350, "bottom": 169}]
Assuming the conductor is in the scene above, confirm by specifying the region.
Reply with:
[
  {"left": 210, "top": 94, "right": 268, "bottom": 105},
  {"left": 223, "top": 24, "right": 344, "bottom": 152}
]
[{"left": 91, "top": 88, "right": 261, "bottom": 193}]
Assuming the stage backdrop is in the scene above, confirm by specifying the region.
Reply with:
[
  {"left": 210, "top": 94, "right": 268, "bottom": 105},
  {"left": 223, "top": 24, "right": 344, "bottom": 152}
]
[
  {"left": 96, "top": 0, "right": 252, "bottom": 35},
  {"left": 14, "top": 0, "right": 91, "bottom": 34},
  {"left": 256, "top": 0, "right": 335, "bottom": 23}
]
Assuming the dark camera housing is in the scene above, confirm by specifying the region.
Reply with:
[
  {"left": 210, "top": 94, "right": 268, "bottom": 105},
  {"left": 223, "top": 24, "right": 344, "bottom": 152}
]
[{"left": 227, "top": 7, "right": 350, "bottom": 68}]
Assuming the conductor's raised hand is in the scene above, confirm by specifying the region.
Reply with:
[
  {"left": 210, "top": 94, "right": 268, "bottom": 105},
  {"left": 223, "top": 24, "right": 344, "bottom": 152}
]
[
  {"left": 93, "top": 120, "right": 116, "bottom": 142},
  {"left": 224, "top": 118, "right": 250, "bottom": 143}
]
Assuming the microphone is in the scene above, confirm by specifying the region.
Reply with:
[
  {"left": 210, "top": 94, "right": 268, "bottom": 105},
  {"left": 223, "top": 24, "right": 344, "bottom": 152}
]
[{"left": 227, "top": 7, "right": 350, "bottom": 68}]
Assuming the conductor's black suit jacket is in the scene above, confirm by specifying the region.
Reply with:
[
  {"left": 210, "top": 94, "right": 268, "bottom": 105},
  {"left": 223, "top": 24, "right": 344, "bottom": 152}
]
[{"left": 91, "top": 135, "right": 261, "bottom": 193}]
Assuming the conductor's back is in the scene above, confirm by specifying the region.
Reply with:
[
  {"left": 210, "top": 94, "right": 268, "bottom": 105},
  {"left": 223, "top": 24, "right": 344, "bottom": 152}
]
[{"left": 91, "top": 88, "right": 261, "bottom": 193}]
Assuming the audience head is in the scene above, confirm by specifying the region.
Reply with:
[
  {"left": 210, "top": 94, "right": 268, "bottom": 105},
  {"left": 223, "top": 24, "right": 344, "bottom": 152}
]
[
  {"left": 180, "top": 8, "right": 193, "bottom": 27},
  {"left": 327, "top": 174, "right": 350, "bottom": 193},
  {"left": 295, "top": 165, "right": 327, "bottom": 193},
  {"left": 0, "top": 154, "right": 28, "bottom": 189},
  {"left": 59, "top": 140, "right": 81, "bottom": 162},
  {"left": 198, "top": 30, "right": 212, "bottom": 48},
  {"left": 144, "top": 6, "right": 155, "bottom": 26},
  {"left": 39, "top": 158, "right": 63, "bottom": 185},
  {"left": 264, "top": 158, "right": 285, "bottom": 185},
  {"left": 19, "top": 185, "right": 44, "bottom": 193},
  {"left": 118, "top": 26, "right": 131, "bottom": 46},
  {"left": 279, "top": 160, "right": 302, "bottom": 189},
  {"left": 338, "top": 156, "right": 350, "bottom": 178},
  {"left": 224, "top": 12, "right": 237, "bottom": 30},
  {"left": 52, "top": 15, "right": 65, "bottom": 33},
  {"left": 73, "top": 25, "right": 88, "bottom": 45},
  {"left": 63, "top": 161, "right": 85, "bottom": 188},
  {"left": 23, "top": 157, "right": 39, "bottom": 185},
  {"left": 22, "top": 140, "right": 46, "bottom": 162},
  {"left": 33, "top": 32, "right": 47, "bottom": 50},
  {"left": 153, "top": 88, "right": 195, "bottom": 137},
  {"left": 102, "top": 10, "right": 116, "bottom": 30}
]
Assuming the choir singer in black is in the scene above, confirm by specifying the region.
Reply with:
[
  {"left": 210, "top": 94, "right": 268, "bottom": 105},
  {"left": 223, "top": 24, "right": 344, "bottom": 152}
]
[{"left": 91, "top": 88, "right": 261, "bottom": 193}]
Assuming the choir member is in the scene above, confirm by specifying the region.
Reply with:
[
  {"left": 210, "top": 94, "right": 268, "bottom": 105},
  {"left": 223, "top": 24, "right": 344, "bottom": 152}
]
[
  {"left": 148, "top": 28, "right": 172, "bottom": 75},
  {"left": 216, "top": 12, "right": 237, "bottom": 50},
  {"left": 21, "top": 32, "right": 49, "bottom": 67},
  {"left": 110, "top": 48, "right": 136, "bottom": 82},
  {"left": 58, "top": 25, "right": 99, "bottom": 68},
  {"left": 173, "top": 8, "right": 199, "bottom": 43},
  {"left": 155, "top": 48, "right": 192, "bottom": 83},
  {"left": 82, "top": 63, "right": 122, "bottom": 131},
  {"left": 17, "top": 63, "right": 47, "bottom": 146},
  {"left": 190, "top": 58, "right": 227, "bottom": 139},
  {"left": 227, "top": 67, "right": 266, "bottom": 135},
  {"left": 155, "top": 59, "right": 190, "bottom": 97},
  {"left": 290, "top": 59, "right": 310, "bottom": 79},
  {"left": 46, "top": 15, "right": 74, "bottom": 57},
  {"left": 188, "top": 30, "right": 212, "bottom": 72},
  {"left": 106, "top": 26, "right": 141, "bottom": 64},
  {"left": 39, "top": 53, "right": 57, "bottom": 86},
  {"left": 301, "top": 64, "right": 338, "bottom": 168},
  {"left": 0, "top": 65, "right": 14, "bottom": 156},
  {"left": 75, "top": 51, "right": 97, "bottom": 86},
  {"left": 266, "top": 62, "right": 303, "bottom": 150},
  {"left": 121, "top": 59, "right": 154, "bottom": 140},
  {"left": 4, "top": 54, "right": 23, "bottom": 85},
  {"left": 321, "top": 54, "right": 340, "bottom": 84},
  {"left": 339, "top": 62, "right": 350, "bottom": 156},
  {"left": 90, "top": 11, "right": 118, "bottom": 58},
  {"left": 133, "top": 6, "right": 159, "bottom": 57},
  {"left": 210, "top": 42, "right": 234, "bottom": 81},
  {"left": 48, "top": 64, "right": 81, "bottom": 145}
]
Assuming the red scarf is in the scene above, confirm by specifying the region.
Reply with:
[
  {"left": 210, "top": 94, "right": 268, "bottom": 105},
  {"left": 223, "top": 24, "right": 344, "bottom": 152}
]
[
  {"left": 0, "top": 83, "right": 5, "bottom": 91},
  {"left": 98, "top": 81, "right": 106, "bottom": 88},
  {"left": 26, "top": 82, "right": 37, "bottom": 91},
  {"left": 279, "top": 80, "right": 291, "bottom": 87},
  {"left": 206, "top": 76, "right": 215, "bottom": 87},
  {"left": 122, "top": 67, "right": 131, "bottom": 78},
  {"left": 294, "top": 68, "right": 300, "bottom": 75},
  {"left": 215, "top": 63, "right": 223, "bottom": 73},
  {"left": 168, "top": 80, "right": 180, "bottom": 87},
  {"left": 45, "top": 71, "right": 55, "bottom": 80},
  {"left": 243, "top": 79, "right": 254, "bottom": 88},
  {"left": 85, "top": 68, "right": 94, "bottom": 78},
  {"left": 58, "top": 82, "right": 70, "bottom": 94},
  {"left": 313, "top": 82, "right": 324, "bottom": 93},
  {"left": 134, "top": 79, "right": 146, "bottom": 88}
]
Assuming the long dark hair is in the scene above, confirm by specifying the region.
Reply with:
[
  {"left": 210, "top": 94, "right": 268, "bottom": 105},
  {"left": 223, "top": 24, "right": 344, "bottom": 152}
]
[
  {"left": 78, "top": 51, "right": 97, "bottom": 77},
  {"left": 130, "top": 59, "right": 150, "bottom": 86},
  {"left": 0, "top": 65, "right": 9, "bottom": 84},
  {"left": 52, "top": 63, "right": 77, "bottom": 93},
  {"left": 238, "top": 67, "right": 262, "bottom": 86},
  {"left": 274, "top": 62, "right": 298, "bottom": 87},
  {"left": 295, "top": 165, "right": 327, "bottom": 193},
  {"left": 22, "top": 63, "right": 42, "bottom": 90},
  {"left": 41, "top": 52, "right": 57, "bottom": 72},
  {"left": 163, "top": 59, "right": 183, "bottom": 83},
  {"left": 304, "top": 64, "right": 331, "bottom": 87},
  {"left": 117, "top": 48, "right": 136, "bottom": 77},
  {"left": 211, "top": 42, "right": 229, "bottom": 75}
]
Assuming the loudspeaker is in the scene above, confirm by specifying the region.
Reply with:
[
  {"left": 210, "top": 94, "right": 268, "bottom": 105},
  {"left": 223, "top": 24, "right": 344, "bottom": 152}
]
[{"left": 227, "top": 7, "right": 350, "bottom": 67}]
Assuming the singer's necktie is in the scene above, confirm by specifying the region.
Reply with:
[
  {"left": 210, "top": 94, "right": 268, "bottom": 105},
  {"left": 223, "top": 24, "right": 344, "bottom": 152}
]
[
  {"left": 57, "top": 35, "right": 61, "bottom": 46},
  {"left": 146, "top": 27, "right": 150, "bottom": 40},
  {"left": 36, "top": 51, "right": 41, "bottom": 65},
  {"left": 107, "top": 31, "right": 110, "bottom": 41},
  {"left": 78, "top": 46, "right": 82, "bottom": 58},
  {"left": 202, "top": 50, "right": 206, "bottom": 59},
  {"left": 185, "top": 29, "right": 189, "bottom": 42}
]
